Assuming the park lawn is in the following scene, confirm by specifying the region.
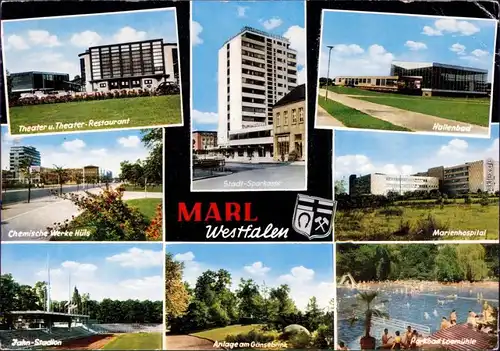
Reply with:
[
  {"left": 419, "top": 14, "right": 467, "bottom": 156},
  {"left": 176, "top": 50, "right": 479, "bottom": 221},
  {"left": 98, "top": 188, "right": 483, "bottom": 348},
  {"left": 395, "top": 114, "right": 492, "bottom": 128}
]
[
  {"left": 126, "top": 198, "right": 162, "bottom": 220},
  {"left": 102, "top": 332, "right": 162, "bottom": 350},
  {"left": 318, "top": 97, "right": 410, "bottom": 131},
  {"left": 355, "top": 95, "right": 490, "bottom": 126},
  {"left": 335, "top": 203, "right": 498, "bottom": 241},
  {"left": 326, "top": 86, "right": 395, "bottom": 97},
  {"left": 122, "top": 184, "right": 163, "bottom": 192},
  {"left": 191, "top": 324, "right": 264, "bottom": 342},
  {"left": 9, "top": 95, "right": 181, "bottom": 135}
]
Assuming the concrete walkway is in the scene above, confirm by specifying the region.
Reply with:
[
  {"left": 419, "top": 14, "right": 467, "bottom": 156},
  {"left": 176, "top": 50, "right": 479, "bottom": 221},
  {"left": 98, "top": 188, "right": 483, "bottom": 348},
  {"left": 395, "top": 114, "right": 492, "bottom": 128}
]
[
  {"left": 316, "top": 103, "right": 345, "bottom": 127},
  {"left": 317, "top": 89, "right": 489, "bottom": 135},
  {"left": 1, "top": 187, "right": 161, "bottom": 241}
]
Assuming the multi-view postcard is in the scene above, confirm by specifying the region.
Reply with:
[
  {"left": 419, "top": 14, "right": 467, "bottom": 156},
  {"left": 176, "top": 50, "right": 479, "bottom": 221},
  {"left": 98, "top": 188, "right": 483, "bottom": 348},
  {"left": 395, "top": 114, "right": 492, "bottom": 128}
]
[
  {"left": 0, "top": 125, "right": 163, "bottom": 241},
  {"left": 190, "top": 1, "right": 307, "bottom": 192},
  {"left": 1, "top": 8, "right": 183, "bottom": 136},
  {"left": 336, "top": 243, "right": 499, "bottom": 351},
  {"left": 315, "top": 11, "right": 497, "bottom": 138},
  {"left": 165, "top": 244, "right": 334, "bottom": 350},
  {"left": 333, "top": 123, "right": 499, "bottom": 241},
  {"left": 0, "top": 243, "right": 163, "bottom": 350}
]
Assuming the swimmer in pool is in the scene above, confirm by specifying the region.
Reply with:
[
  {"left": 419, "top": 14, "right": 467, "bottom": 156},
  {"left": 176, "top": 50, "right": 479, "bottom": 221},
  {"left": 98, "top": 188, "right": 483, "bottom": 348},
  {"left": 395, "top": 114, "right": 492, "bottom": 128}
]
[
  {"left": 440, "top": 317, "right": 451, "bottom": 330},
  {"left": 450, "top": 309, "right": 457, "bottom": 324},
  {"left": 381, "top": 328, "right": 393, "bottom": 349}
]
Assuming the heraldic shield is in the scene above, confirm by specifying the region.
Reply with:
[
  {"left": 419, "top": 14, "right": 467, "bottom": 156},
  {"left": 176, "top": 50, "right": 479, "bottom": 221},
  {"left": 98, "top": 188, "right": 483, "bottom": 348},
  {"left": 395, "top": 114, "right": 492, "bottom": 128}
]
[{"left": 292, "top": 194, "right": 336, "bottom": 240}]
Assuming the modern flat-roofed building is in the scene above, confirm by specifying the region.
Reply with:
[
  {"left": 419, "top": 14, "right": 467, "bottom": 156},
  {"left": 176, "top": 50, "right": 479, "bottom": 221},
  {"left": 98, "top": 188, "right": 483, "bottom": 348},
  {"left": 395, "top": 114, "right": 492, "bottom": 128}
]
[
  {"left": 273, "top": 84, "right": 306, "bottom": 161},
  {"left": 217, "top": 27, "right": 298, "bottom": 160},
  {"left": 349, "top": 173, "right": 439, "bottom": 196},
  {"left": 78, "top": 39, "right": 179, "bottom": 93},
  {"left": 334, "top": 76, "right": 400, "bottom": 92},
  {"left": 9, "top": 145, "right": 41, "bottom": 183},
  {"left": 420, "top": 159, "right": 499, "bottom": 194},
  {"left": 193, "top": 131, "right": 218, "bottom": 152},
  {"left": 390, "top": 61, "right": 488, "bottom": 96},
  {"left": 9, "top": 71, "right": 74, "bottom": 93}
]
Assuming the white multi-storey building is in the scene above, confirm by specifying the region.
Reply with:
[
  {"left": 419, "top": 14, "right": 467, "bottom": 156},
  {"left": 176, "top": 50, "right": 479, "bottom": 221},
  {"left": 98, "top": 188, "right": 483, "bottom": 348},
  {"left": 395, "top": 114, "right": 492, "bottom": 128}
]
[
  {"left": 349, "top": 173, "right": 440, "bottom": 196},
  {"left": 217, "top": 27, "right": 298, "bottom": 161}
]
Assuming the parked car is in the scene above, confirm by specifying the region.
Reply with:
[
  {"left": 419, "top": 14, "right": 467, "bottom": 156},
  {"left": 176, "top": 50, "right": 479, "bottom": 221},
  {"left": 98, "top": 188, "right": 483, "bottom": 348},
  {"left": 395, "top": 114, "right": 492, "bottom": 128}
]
[{"left": 156, "top": 81, "right": 180, "bottom": 95}]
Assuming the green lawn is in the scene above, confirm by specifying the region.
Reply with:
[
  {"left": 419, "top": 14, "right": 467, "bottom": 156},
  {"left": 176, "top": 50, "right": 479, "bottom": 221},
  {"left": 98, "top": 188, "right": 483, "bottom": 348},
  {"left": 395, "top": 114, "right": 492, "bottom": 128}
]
[
  {"left": 102, "top": 332, "right": 162, "bottom": 350},
  {"left": 191, "top": 324, "right": 264, "bottom": 342},
  {"left": 122, "top": 184, "right": 163, "bottom": 192},
  {"left": 356, "top": 95, "right": 490, "bottom": 126},
  {"left": 126, "top": 198, "right": 162, "bottom": 220},
  {"left": 335, "top": 203, "right": 499, "bottom": 241},
  {"left": 9, "top": 95, "right": 181, "bottom": 135},
  {"left": 318, "top": 96, "right": 410, "bottom": 131}
]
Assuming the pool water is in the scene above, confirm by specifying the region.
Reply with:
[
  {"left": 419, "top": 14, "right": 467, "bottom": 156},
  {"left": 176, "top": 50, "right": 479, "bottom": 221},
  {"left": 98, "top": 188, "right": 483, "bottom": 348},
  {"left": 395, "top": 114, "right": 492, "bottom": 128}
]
[{"left": 337, "top": 285, "right": 499, "bottom": 349}]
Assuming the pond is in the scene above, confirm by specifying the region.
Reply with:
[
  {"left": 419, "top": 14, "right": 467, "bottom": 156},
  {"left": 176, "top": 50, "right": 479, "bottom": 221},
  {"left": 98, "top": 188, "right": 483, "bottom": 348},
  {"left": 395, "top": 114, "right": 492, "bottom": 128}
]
[{"left": 337, "top": 284, "right": 499, "bottom": 349}]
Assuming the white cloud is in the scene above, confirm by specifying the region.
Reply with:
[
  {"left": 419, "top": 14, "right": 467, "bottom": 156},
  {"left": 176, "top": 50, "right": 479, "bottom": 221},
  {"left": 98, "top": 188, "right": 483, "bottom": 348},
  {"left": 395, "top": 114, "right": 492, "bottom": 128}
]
[
  {"left": 105, "top": 247, "right": 163, "bottom": 268},
  {"left": 174, "top": 252, "right": 195, "bottom": 261},
  {"left": 117, "top": 135, "right": 141, "bottom": 148},
  {"left": 404, "top": 40, "right": 427, "bottom": 51},
  {"left": 192, "top": 109, "right": 218, "bottom": 126},
  {"left": 8, "top": 51, "right": 81, "bottom": 78},
  {"left": 422, "top": 18, "right": 480, "bottom": 37},
  {"left": 244, "top": 262, "right": 271, "bottom": 276},
  {"left": 335, "top": 135, "right": 499, "bottom": 181},
  {"left": 192, "top": 21, "right": 204, "bottom": 46},
  {"left": 237, "top": 6, "right": 248, "bottom": 18},
  {"left": 5, "top": 34, "right": 30, "bottom": 50},
  {"left": 283, "top": 25, "right": 306, "bottom": 68},
  {"left": 1, "top": 130, "right": 151, "bottom": 176},
  {"left": 113, "top": 26, "right": 147, "bottom": 43},
  {"left": 27, "top": 30, "right": 61, "bottom": 47},
  {"left": 319, "top": 43, "right": 394, "bottom": 77},
  {"left": 62, "top": 139, "right": 86, "bottom": 152},
  {"left": 260, "top": 17, "right": 283, "bottom": 31},
  {"left": 450, "top": 43, "right": 466, "bottom": 55},
  {"left": 471, "top": 49, "right": 489, "bottom": 57},
  {"left": 70, "top": 30, "right": 102, "bottom": 47},
  {"left": 172, "top": 254, "right": 333, "bottom": 311}
]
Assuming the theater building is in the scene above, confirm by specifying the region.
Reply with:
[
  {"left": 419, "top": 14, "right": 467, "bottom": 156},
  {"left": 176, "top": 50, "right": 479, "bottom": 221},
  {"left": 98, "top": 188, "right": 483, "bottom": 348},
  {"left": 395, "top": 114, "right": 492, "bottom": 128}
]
[
  {"left": 9, "top": 71, "right": 77, "bottom": 93},
  {"left": 273, "top": 84, "right": 306, "bottom": 161},
  {"left": 78, "top": 39, "right": 179, "bottom": 93}
]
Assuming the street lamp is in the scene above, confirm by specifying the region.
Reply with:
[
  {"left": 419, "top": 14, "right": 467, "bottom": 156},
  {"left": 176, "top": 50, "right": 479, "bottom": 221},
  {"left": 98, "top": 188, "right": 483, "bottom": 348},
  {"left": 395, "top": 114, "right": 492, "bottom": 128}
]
[{"left": 325, "top": 45, "right": 335, "bottom": 101}]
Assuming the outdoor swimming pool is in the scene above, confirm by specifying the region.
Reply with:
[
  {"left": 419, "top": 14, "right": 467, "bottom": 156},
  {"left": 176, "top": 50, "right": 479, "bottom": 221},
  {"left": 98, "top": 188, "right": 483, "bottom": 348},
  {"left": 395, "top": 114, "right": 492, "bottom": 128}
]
[{"left": 337, "top": 285, "right": 499, "bottom": 349}]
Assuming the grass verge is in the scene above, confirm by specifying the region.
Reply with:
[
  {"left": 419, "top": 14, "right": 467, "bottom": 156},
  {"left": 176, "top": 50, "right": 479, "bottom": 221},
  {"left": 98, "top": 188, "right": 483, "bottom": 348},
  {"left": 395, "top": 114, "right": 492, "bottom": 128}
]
[
  {"left": 191, "top": 324, "right": 264, "bottom": 342},
  {"left": 102, "top": 332, "right": 162, "bottom": 350},
  {"left": 9, "top": 95, "right": 181, "bottom": 135},
  {"left": 125, "top": 198, "right": 162, "bottom": 220},
  {"left": 318, "top": 97, "right": 411, "bottom": 131},
  {"left": 122, "top": 184, "right": 163, "bottom": 193}
]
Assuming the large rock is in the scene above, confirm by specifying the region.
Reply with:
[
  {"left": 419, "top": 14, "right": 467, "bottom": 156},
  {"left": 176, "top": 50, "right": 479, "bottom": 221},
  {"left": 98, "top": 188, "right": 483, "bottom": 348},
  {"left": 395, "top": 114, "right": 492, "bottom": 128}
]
[{"left": 283, "top": 324, "right": 310, "bottom": 336}]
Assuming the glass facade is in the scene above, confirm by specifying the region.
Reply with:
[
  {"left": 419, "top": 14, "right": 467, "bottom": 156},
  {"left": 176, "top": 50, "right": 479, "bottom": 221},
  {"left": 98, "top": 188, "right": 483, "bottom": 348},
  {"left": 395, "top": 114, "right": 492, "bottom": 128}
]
[
  {"left": 11, "top": 72, "right": 70, "bottom": 92},
  {"left": 390, "top": 63, "right": 488, "bottom": 93},
  {"left": 90, "top": 40, "right": 165, "bottom": 80}
]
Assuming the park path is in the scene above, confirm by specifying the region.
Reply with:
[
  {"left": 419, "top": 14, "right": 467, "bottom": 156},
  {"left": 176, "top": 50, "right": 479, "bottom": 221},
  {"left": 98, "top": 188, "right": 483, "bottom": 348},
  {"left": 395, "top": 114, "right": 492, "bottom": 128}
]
[
  {"left": 316, "top": 104, "right": 345, "bottom": 128},
  {"left": 1, "top": 186, "right": 161, "bottom": 241},
  {"left": 317, "top": 89, "right": 489, "bottom": 135},
  {"left": 165, "top": 335, "right": 220, "bottom": 350}
]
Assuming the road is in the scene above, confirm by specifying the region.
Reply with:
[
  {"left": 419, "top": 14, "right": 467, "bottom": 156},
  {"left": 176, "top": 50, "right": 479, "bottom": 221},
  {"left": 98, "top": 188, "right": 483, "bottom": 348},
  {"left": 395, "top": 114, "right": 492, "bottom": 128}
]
[
  {"left": 192, "top": 163, "right": 306, "bottom": 191},
  {"left": 316, "top": 89, "right": 489, "bottom": 135},
  {"left": 165, "top": 335, "right": 220, "bottom": 350},
  {"left": 1, "top": 187, "right": 162, "bottom": 241},
  {"left": 1, "top": 184, "right": 102, "bottom": 205}
]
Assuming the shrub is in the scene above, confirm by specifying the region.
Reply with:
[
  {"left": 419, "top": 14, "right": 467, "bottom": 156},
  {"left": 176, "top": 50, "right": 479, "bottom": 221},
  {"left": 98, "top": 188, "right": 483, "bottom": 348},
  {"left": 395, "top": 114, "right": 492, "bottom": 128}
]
[
  {"left": 225, "top": 329, "right": 276, "bottom": 346},
  {"left": 464, "top": 196, "right": 472, "bottom": 204},
  {"left": 378, "top": 207, "right": 403, "bottom": 216},
  {"left": 312, "top": 324, "right": 334, "bottom": 349},
  {"left": 288, "top": 332, "right": 311, "bottom": 348},
  {"left": 145, "top": 203, "right": 163, "bottom": 240},
  {"left": 47, "top": 185, "right": 149, "bottom": 241},
  {"left": 410, "top": 214, "right": 448, "bottom": 240},
  {"left": 479, "top": 196, "right": 491, "bottom": 206},
  {"left": 288, "top": 149, "right": 299, "bottom": 162}
]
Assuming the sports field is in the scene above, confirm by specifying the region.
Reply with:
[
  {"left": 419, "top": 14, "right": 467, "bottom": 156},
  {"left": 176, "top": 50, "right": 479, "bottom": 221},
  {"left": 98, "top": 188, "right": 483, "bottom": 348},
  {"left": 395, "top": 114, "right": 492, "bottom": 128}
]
[
  {"left": 8, "top": 95, "right": 181, "bottom": 135},
  {"left": 52, "top": 332, "right": 162, "bottom": 350},
  {"left": 320, "top": 86, "right": 490, "bottom": 128}
]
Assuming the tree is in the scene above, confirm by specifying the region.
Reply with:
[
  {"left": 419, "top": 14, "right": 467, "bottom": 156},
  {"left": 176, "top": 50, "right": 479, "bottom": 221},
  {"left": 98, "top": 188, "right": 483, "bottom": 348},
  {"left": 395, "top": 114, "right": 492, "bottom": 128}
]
[
  {"left": 52, "top": 165, "right": 67, "bottom": 195},
  {"left": 141, "top": 129, "right": 163, "bottom": 185},
  {"left": 236, "top": 279, "right": 264, "bottom": 320},
  {"left": 349, "top": 291, "right": 388, "bottom": 350},
  {"left": 456, "top": 244, "right": 488, "bottom": 282},
  {"left": 6, "top": 70, "right": 13, "bottom": 101},
  {"left": 72, "top": 287, "right": 82, "bottom": 312},
  {"left": 33, "top": 281, "right": 48, "bottom": 311},
  {"left": 335, "top": 179, "right": 347, "bottom": 195},
  {"left": 165, "top": 253, "right": 189, "bottom": 321},
  {"left": 18, "top": 157, "right": 36, "bottom": 203},
  {"left": 305, "top": 296, "right": 323, "bottom": 331}
]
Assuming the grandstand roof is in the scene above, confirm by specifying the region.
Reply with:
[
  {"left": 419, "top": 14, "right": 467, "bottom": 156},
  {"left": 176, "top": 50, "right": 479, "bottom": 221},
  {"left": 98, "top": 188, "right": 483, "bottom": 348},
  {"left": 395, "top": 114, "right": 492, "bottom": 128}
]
[{"left": 9, "top": 311, "right": 90, "bottom": 318}]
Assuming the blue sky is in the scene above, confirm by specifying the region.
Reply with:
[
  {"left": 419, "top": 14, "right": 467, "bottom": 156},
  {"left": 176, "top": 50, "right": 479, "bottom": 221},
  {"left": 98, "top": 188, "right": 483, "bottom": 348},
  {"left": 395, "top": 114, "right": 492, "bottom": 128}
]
[
  {"left": 167, "top": 243, "right": 334, "bottom": 310},
  {"left": 334, "top": 123, "right": 499, "bottom": 180},
  {"left": 1, "top": 243, "right": 163, "bottom": 301},
  {"left": 2, "top": 8, "right": 177, "bottom": 78},
  {"left": 1, "top": 125, "right": 156, "bottom": 176},
  {"left": 191, "top": 1, "right": 306, "bottom": 131},
  {"left": 319, "top": 11, "right": 497, "bottom": 81}
]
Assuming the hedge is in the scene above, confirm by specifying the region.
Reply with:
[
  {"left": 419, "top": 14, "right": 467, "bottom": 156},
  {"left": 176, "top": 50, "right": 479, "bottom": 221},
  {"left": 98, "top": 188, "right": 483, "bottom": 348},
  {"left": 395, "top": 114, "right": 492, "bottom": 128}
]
[{"left": 10, "top": 87, "right": 177, "bottom": 107}]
